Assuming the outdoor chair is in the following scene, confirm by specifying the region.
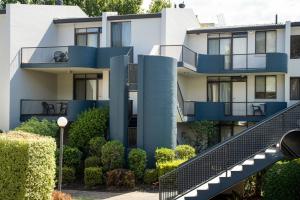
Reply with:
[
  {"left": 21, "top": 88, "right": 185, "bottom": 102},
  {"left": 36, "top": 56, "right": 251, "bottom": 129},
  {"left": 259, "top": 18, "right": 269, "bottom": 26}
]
[
  {"left": 41, "top": 102, "right": 55, "bottom": 115},
  {"left": 54, "top": 51, "right": 69, "bottom": 63},
  {"left": 252, "top": 104, "right": 264, "bottom": 116}
]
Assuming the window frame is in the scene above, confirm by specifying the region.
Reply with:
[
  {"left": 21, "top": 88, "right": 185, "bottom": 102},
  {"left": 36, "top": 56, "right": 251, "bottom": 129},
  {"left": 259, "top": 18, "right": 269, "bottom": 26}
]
[
  {"left": 111, "top": 21, "right": 131, "bottom": 47},
  {"left": 74, "top": 27, "right": 102, "bottom": 47},
  {"left": 255, "top": 75, "right": 277, "bottom": 99},
  {"left": 290, "top": 77, "right": 300, "bottom": 100},
  {"left": 290, "top": 35, "right": 300, "bottom": 59},
  {"left": 255, "top": 30, "right": 277, "bottom": 54},
  {"left": 73, "top": 73, "right": 103, "bottom": 100}
]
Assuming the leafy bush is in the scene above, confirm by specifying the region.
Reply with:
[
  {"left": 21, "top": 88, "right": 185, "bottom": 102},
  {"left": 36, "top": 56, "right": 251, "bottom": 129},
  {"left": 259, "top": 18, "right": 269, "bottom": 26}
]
[
  {"left": 175, "top": 145, "right": 196, "bottom": 160},
  {"left": 143, "top": 169, "right": 158, "bottom": 184},
  {"left": 128, "top": 148, "right": 147, "bottom": 179},
  {"left": 0, "top": 131, "right": 56, "bottom": 200},
  {"left": 84, "top": 167, "right": 103, "bottom": 188},
  {"left": 89, "top": 136, "right": 106, "bottom": 157},
  {"left": 85, "top": 156, "right": 101, "bottom": 168},
  {"left": 157, "top": 159, "right": 187, "bottom": 177},
  {"left": 15, "top": 117, "right": 58, "bottom": 138},
  {"left": 155, "top": 147, "right": 175, "bottom": 163},
  {"left": 101, "top": 140, "right": 125, "bottom": 171},
  {"left": 52, "top": 191, "right": 73, "bottom": 200},
  {"left": 62, "top": 167, "right": 76, "bottom": 184},
  {"left": 106, "top": 169, "right": 135, "bottom": 188},
  {"left": 262, "top": 159, "right": 300, "bottom": 200},
  {"left": 68, "top": 107, "right": 108, "bottom": 150},
  {"left": 63, "top": 146, "right": 83, "bottom": 168}
]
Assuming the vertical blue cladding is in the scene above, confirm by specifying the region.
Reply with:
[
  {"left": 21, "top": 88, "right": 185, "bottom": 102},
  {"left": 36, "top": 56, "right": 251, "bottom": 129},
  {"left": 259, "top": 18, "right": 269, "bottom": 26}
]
[
  {"left": 109, "top": 55, "right": 129, "bottom": 145},
  {"left": 137, "top": 55, "right": 177, "bottom": 166}
]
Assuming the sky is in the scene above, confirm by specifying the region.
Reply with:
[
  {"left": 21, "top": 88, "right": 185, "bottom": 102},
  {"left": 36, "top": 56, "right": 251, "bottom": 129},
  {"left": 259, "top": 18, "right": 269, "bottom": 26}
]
[{"left": 142, "top": 0, "right": 300, "bottom": 25}]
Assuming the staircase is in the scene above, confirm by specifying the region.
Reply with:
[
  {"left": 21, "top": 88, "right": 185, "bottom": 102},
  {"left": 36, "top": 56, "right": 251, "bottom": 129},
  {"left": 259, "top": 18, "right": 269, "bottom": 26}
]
[{"left": 159, "top": 102, "right": 300, "bottom": 200}]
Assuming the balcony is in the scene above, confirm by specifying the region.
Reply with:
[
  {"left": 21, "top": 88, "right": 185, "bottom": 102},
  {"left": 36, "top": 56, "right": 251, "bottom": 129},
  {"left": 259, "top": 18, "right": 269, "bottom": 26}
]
[
  {"left": 21, "top": 46, "right": 133, "bottom": 69},
  {"left": 187, "top": 101, "right": 287, "bottom": 122},
  {"left": 197, "top": 53, "right": 287, "bottom": 73},
  {"left": 20, "top": 99, "right": 109, "bottom": 122},
  {"left": 160, "top": 45, "right": 197, "bottom": 70}
]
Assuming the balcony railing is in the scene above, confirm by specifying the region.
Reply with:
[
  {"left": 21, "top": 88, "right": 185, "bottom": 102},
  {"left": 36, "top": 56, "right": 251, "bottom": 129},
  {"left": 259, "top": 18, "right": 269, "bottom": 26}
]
[{"left": 160, "top": 45, "right": 198, "bottom": 67}]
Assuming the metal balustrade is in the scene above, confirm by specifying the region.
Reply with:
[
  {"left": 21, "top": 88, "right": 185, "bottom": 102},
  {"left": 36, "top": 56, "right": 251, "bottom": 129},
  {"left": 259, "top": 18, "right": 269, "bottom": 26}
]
[{"left": 159, "top": 102, "right": 300, "bottom": 200}]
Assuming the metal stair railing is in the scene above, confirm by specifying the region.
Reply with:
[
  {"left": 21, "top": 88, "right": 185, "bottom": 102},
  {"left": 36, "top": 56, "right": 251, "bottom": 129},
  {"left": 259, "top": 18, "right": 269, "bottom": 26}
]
[
  {"left": 159, "top": 102, "right": 300, "bottom": 200},
  {"left": 177, "top": 83, "right": 185, "bottom": 116}
]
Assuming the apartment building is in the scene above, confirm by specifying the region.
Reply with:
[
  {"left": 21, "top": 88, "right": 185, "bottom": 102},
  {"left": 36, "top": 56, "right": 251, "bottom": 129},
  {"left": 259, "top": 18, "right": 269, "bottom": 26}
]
[{"left": 0, "top": 4, "right": 300, "bottom": 165}]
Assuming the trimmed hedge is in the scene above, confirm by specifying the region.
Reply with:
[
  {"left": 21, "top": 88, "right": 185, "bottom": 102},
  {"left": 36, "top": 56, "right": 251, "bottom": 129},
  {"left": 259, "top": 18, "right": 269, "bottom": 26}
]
[
  {"left": 157, "top": 159, "right": 187, "bottom": 177},
  {"left": 0, "top": 131, "right": 56, "bottom": 200},
  {"left": 62, "top": 167, "right": 76, "bottom": 184},
  {"left": 84, "top": 167, "right": 103, "bottom": 188},
  {"left": 89, "top": 136, "right": 106, "bottom": 157},
  {"left": 143, "top": 169, "right": 158, "bottom": 184},
  {"left": 101, "top": 140, "right": 125, "bottom": 171},
  {"left": 175, "top": 145, "right": 196, "bottom": 160},
  {"left": 85, "top": 156, "right": 101, "bottom": 168},
  {"left": 155, "top": 147, "right": 175, "bottom": 163},
  {"left": 63, "top": 146, "right": 83, "bottom": 168},
  {"left": 128, "top": 148, "right": 147, "bottom": 179},
  {"left": 68, "top": 107, "right": 108, "bottom": 150},
  {"left": 106, "top": 169, "right": 135, "bottom": 188},
  {"left": 262, "top": 159, "right": 300, "bottom": 200}
]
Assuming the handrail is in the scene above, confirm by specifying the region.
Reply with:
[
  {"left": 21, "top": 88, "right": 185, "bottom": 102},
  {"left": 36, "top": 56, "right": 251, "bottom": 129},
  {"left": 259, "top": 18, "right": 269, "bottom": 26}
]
[
  {"left": 159, "top": 102, "right": 300, "bottom": 200},
  {"left": 177, "top": 83, "right": 185, "bottom": 114}
]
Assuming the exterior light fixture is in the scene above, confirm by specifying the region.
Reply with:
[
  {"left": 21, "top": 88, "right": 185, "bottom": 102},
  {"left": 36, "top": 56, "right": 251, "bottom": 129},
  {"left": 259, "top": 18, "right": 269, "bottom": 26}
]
[{"left": 57, "top": 116, "right": 68, "bottom": 191}]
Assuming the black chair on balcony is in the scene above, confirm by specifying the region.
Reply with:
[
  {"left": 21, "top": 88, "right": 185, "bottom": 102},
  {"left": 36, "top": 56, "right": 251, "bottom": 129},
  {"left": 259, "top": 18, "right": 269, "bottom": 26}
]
[
  {"left": 54, "top": 51, "right": 68, "bottom": 63},
  {"left": 252, "top": 104, "right": 264, "bottom": 116},
  {"left": 41, "top": 102, "right": 56, "bottom": 115},
  {"left": 59, "top": 102, "right": 68, "bottom": 115}
]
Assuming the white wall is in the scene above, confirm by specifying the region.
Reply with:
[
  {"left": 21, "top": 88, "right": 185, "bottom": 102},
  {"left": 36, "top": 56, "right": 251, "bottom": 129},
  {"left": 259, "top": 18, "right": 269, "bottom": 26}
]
[
  {"left": 178, "top": 74, "right": 206, "bottom": 101},
  {"left": 57, "top": 73, "right": 73, "bottom": 100}
]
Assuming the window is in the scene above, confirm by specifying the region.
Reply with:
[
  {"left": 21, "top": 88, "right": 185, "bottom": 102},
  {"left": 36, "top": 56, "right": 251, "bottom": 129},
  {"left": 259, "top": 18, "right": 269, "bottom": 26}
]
[
  {"left": 74, "top": 74, "right": 103, "bottom": 100},
  {"left": 290, "top": 78, "right": 300, "bottom": 100},
  {"left": 255, "top": 75, "right": 276, "bottom": 99},
  {"left": 75, "top": 28, "right": 102, "bottom": 47},
  {"left": 111, "top": 22, "right": 131, "bottom": 47},
  {"left": 255, "top": 31, "right": 276, "bottom": 54},
  {"left": 291, "top": 35, "right": 300, "bottom": 59}
]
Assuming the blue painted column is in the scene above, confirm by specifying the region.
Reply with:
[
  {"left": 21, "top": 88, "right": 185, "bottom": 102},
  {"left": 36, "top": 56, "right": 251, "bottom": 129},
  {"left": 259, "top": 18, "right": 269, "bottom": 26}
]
[
  {"left": 137, "top": 55, "right": 177, "bottom": 166},
  {"left": 109, "top": 55, "right": 129, "bottom": 146}
]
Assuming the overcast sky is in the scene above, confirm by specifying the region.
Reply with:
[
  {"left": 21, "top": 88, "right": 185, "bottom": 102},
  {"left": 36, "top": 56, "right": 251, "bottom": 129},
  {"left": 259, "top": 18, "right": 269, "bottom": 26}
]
[{"left": 142, "top": 0, "right": 300, "bottom": 25}]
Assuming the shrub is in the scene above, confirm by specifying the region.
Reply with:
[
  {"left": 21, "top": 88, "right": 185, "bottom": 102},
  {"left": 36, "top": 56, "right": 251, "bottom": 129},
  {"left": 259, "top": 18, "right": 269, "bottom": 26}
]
[
  {"left": 262, "top": 159, "right": 300, "bottom": 200},
  {"left": 63, "top": 146, "right": 82, "bottom": 168},
  {"left": 62, "top": 167, "right": 76, "bottom": 184},
  {"left": 128, "top": 148, "right": 147, "bottom": 179},
  {"left": 52, "top": 191, "right": 72, "bottom": 200},
  {"left": 85, "top": 156, "right": 101, "bottom": 168},
  {"left": 84, "top": 167, "right": 103, "bottom": 187},
  {"left": 15, "top": 117, "right": 58, "bottom": 138},
  {"left": 143, "top": 169, "right": 158, "bottom": 184},
  {"left": 155, "top": 147, "right": 175, "bottom": 163},
  {"left": 157, "top": 159, "right": 187, "bottom": 177},
  {"left": 101, "top": 140, "right": 125, "bottom": 171},
  {"left": 106, "top": 169, "right": 135, "bottom": 188},
  {"left": 0, "top": 131, "right": 56, "bottom": 200},
  {"left": 175, "top": 145, "right": 196, "bottom": 160},
  {"left": 68, "top": 107, "right": 109, "bottom": 150},
  {"left": 89, "top": 136, "right": 106, "bottom": 157}
]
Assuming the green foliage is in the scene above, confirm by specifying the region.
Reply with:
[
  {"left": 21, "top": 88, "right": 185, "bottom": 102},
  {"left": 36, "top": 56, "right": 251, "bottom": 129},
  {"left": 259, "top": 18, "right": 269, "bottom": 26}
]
[
  {"left": 155, "top": 147, "right": 175, "bottom": 163},
  {"left": 157, "top": 159, "right": 186, "bottom": 177},
  {"left": 148, "top": 0, "right": 171, "bottom": 13},
  {"left": 15, "top": 117, "right": 58, "bottom": 138},
  {"left": 85, "top": 156, "right": 101, "bottom": 168},
  {"left": 89, "top": 136, "right": 106, "bottom": 157},
  {"left": 0, "top": 131, "right": 56, "bottom": 200},
  {"left": 128, "top": 148, "right": 147, "bottom": 179},
  {"left": 62, "top": 167, "right": 76, "bottom": 184},
  {"left": 175, "top": 145, "right": 196, "bottom": 160},
  {"left": 63, "top": 146, "right": 83, "bottom": 168},
  {"left": 101, "top": 140, "right": 125, "bottom": 171},
  {"left": 84, "top": 167, "right": 103, "bottom": 187},
  {"left": 106, "top": 169, "right": 135, "bottom": 188},
  {"left": 262, "top": 159, "right": 300, "bottom": 200},
  {"left": 143, "top": 169, "right": 158, "bottom": 184},
  {"left": 68, "top": 107, "right": 108, "bottom": 151}
]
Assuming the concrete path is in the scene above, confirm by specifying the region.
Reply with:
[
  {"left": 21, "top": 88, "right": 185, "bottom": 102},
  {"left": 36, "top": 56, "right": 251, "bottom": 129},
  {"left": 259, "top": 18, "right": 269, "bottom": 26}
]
[{"left": 64, "top": 189, "right": 159, "bottom": 200}]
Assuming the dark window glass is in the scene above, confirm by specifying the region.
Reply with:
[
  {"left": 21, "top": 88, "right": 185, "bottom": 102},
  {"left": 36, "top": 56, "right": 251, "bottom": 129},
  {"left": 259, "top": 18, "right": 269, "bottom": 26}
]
[
  {"left": 208, "top": 39, "right": 220, "bottom": 54},
  {"left": 255, "top": 75, "right": 276, "bottom": 99},
  {"left": 290, "top": 78, "right": 300, "bottom": 100},
  {"left": 74, "top": 74, "right": 103, "bottom": 100},
  {"left": 75, "top": 27, "right": 101, "bottom": 47},
  {"left": 208, "top": 82, "right": 219, "bottom": 102},
  {"left": 74, "top": 79, "right": 85, "bottom": 100},
  {"left": 111, "top": 22, "right": 131, "bottom": 47},
  {"left": 291, "top": 35, "right": 300, "bottom": 59},
  {"left": 255, "top": 31, "right": 276, "bottom": 53}
]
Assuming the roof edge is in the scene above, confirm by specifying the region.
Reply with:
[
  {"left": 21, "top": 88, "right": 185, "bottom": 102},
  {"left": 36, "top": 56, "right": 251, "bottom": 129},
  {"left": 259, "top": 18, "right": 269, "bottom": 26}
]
[{"left": 53, "top": 17, "right": 102, "bottom": 24}]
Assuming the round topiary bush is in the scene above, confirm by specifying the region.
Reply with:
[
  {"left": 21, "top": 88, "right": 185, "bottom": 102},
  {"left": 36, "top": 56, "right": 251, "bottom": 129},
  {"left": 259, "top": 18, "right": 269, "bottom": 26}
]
[
  {"left": 143, "top": 169, "right": 158, "bottom": 185},
  {"left": 101, "top": 140, "right": 125, "bottom": 171},
  {"left": 89, "top": 136, "right": 106, "bottom": 157},
  {"left": 84, "top": 167, "right": 103, "bottom": 188},
  {"left": 262, "top": 159, "right": 300, "bottom": 200},
  {"left": 68, "top": 107, "right": 108, "bottom": 150},
  {"left": 85, "top": 156, "right": 101, "bottom": 168},
  {"left": 106, "top": 169, "right": 135, "bottom": 188},
  {"left": 155, "top": 147, "right": 175, "bottom": 163},
  {"left": 175, "top": 145, "right": 196, "bottom": 160},
  {"left": 61, "top": 167, "right": 76, "bottom": 184},
  {"left": 128, "top": 148, "right": 147, "bottom": 179},
  {"left": 63, "top": 146, "right": 83, "bottom": 168}
]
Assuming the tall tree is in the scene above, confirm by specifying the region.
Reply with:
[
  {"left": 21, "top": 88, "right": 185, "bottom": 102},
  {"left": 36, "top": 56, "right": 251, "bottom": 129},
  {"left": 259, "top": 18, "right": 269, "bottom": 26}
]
[{"left": 148, "top": 0, "right": 171, "bottom": 13}]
